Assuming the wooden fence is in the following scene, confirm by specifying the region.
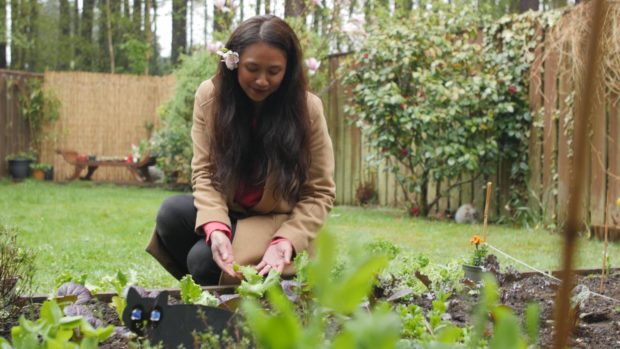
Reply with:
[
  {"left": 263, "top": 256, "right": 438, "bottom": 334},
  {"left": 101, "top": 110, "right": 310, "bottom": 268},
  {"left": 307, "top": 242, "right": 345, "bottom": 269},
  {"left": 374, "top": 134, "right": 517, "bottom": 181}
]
[{"left": 0, "top": 69, "right": 43, "bottom": 177}]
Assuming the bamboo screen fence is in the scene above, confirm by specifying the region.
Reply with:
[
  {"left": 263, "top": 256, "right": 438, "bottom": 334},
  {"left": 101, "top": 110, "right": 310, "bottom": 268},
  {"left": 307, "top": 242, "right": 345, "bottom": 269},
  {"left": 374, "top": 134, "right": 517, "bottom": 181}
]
[
  {"left": 40, "top": 71, "right": 175, "bottom": 182},
  {"left": 326, "top": 2, "right": 620, "bottom": 229}
]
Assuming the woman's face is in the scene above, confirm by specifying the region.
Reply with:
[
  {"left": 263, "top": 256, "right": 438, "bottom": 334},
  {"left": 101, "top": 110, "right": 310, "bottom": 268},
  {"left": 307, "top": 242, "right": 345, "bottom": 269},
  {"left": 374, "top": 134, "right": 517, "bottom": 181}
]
[{"left": 237, "top": 42, "right": 287, "bottom": 103}]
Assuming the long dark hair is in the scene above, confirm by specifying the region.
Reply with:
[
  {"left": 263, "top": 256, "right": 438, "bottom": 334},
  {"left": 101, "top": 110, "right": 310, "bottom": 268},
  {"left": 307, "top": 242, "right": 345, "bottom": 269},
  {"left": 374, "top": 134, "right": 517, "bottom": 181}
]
[{"left": 207, "top": 15, "right": 311, "bottom": 204}]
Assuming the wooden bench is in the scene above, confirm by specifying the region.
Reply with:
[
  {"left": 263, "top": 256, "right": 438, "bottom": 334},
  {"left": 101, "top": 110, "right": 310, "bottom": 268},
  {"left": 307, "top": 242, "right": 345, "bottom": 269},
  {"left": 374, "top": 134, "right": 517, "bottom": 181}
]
[{"left": 56, "top": 149, "right": 156, "bottom": 182}]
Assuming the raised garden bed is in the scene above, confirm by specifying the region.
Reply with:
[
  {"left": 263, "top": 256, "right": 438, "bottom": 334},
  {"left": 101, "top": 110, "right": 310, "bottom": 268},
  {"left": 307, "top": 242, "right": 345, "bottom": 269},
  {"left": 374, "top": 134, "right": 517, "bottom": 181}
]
[{"left": 3, "top": 268, "right": 619, "bottom": 348}]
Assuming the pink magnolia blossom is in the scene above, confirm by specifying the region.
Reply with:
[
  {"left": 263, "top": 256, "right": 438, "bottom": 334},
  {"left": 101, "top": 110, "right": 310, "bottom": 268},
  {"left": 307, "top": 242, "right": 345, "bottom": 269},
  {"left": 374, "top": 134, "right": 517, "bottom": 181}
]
[
  {"left": 214, "top": 0, "right": 230, "bottom": 12},
  {"left": 305, "top": 57, "right": 320, "bottom": 75}
]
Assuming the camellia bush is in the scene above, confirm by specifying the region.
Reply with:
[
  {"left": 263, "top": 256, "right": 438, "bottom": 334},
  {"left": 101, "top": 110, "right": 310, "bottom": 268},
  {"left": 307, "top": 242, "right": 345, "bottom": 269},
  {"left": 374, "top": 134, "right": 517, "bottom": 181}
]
[
  {"left": 343, "top": 4, "right": 499, "bottom": 216},
  {"left": 343, "top": 3, "right": 559, "bottom": 218}
]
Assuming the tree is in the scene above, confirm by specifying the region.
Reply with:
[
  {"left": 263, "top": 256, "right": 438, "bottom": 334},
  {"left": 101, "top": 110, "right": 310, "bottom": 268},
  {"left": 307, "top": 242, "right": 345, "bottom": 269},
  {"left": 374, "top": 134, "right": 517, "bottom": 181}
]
[
  {"left": 285, "top": 0, "right": 305, "bottom": 17},
  {"left": 171, "top": 0, "right": 187, "bottom": 64},
  {"left": 1, "top": 0, "right": 7, "bottom": 68}
]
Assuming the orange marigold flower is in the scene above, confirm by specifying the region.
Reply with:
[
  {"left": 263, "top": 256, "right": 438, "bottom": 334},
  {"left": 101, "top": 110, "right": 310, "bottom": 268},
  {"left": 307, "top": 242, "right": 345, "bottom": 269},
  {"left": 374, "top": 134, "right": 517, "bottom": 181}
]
[{"left": 470, "top": 235, "right": 484, "bottom": 245}]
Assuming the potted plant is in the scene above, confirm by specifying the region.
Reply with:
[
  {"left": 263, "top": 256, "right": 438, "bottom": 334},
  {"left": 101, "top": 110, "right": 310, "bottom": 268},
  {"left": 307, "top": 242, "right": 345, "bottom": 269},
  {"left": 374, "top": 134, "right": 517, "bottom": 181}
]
[
  {"left": 5, "top": 151, "right": 37, "bottom": 180},
  {"left": 462, "top": 235, "right": 488, "bottom": 282},
  {"left": 30, "top": 163, "right": 53, "bottom": 181}
]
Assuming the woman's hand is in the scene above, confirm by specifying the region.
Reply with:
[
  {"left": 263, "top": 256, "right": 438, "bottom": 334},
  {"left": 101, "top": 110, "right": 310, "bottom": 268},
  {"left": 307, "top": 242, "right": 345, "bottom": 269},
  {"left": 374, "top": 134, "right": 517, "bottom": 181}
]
[
  {"left": 210, "top": 231, "right": 239, "bottom": 279},
  {"left": 256, "top": 239, "right": 293, "bottom": 276}
]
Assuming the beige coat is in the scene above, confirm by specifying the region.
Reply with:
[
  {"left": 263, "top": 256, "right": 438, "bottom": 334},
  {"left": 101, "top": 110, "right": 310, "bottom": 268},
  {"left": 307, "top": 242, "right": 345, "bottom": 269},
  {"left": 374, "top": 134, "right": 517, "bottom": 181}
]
[{"left": 147, "top": 79, "right": 336, "bottom": 285}]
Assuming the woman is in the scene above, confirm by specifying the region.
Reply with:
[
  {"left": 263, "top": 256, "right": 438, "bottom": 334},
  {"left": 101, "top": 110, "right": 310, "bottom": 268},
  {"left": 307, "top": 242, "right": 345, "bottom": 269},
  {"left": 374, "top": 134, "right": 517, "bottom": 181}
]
[{"left": 147, "top": 15, "right": 336, "bottom": 285}]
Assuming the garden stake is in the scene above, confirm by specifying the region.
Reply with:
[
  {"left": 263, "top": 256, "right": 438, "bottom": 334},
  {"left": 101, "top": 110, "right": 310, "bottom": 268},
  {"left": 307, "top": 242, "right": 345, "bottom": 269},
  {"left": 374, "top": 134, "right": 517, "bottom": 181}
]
[
  {"left": 553, "top": 0, "right": 606, "bottom": 348},
  {"left": 482, "top": 182, "right": 492, "bottom": 242},
  {"left": 599, "top": 192, "right": 610, "bottom": 293}
]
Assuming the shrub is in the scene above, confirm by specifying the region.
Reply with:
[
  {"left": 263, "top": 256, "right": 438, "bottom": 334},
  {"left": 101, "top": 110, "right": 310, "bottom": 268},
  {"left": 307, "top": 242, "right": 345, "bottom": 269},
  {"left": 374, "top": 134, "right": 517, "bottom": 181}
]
[
  {"left": 152, "top": 50, "right": 218, "bottom": 184},
  {"left": 0, "top": 224, "right": 35, "bottom": 323}
]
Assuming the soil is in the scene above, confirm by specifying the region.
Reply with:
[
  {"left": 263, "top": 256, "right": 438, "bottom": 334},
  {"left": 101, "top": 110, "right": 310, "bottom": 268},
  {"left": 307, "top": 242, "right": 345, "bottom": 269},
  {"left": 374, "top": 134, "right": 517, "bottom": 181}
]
[{"left": 2, "top": 269, "right": 619, "bottom": 348}]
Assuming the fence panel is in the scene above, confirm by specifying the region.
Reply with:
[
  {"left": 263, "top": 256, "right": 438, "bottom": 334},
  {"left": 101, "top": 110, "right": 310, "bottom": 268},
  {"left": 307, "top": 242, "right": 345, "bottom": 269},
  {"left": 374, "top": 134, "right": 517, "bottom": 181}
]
[
  {"left": 40, "top": 71, "right": 175, "bottom": 182},
  {"left": 0, "top": 70, "right": 42, "bottom": 177}
]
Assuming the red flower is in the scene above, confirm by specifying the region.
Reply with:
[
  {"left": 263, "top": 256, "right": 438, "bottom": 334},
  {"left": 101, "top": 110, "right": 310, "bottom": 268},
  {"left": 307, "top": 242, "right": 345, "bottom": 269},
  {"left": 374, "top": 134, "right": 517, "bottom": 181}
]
[
  {"left": 508, "top": 85, "right": 518, "bottom": 95},
  {"left": 363, "top": 53, "right": 369, "bottom": 59},
  {"left": 400, "top": 148, "right": 409, "bottom": 157},
  {"left": 409, "top": 206, "right": 420, "bottom": 216}
]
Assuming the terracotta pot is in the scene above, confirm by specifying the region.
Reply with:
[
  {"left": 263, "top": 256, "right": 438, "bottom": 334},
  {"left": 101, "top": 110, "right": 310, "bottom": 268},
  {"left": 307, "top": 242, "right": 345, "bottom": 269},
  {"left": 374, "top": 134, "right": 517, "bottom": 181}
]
[{"left": 32, "top": 168, "right": 45, "bottom": 180}]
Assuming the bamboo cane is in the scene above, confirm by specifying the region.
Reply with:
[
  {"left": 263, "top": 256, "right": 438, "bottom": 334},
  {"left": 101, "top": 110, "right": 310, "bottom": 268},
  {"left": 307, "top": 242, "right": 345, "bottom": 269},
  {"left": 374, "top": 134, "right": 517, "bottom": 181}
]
[{"left": 482, "top": 182, "right": 492, "bottom": 242}]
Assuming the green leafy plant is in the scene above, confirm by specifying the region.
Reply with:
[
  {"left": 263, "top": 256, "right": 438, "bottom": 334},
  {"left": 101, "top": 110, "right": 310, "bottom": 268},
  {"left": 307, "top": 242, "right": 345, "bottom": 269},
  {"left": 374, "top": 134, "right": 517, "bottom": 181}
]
[
  {"left": 16, "top": 78, "right": 61, "bottom": 152},
  {"left": 1, "top": 299, "right": 113, "bottom": 349},
  {"left": 234, "top": 265, "right": 281, "bottom": 299},
  {"left": 29, "top": 162, "right": 52, "bottom": 171},
  {"left": 239, "top": 231, "right": 398, "bottom": 349},
  {"left": 470, "top": 235, "right": 488, "bottom": 267},
  {"left": 179, "top": 275, "right": 218, "bottom": 306},
  {"left": 5, "top": 150, "right": 37, "bottom": 162}
]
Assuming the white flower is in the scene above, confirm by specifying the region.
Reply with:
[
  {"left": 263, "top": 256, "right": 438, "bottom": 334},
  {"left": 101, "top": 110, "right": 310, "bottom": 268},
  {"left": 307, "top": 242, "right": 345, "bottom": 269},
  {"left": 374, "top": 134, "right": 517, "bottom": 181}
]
[
  {"left": 207, "top": 41, "right": 223, "bottom": 54},
  {"left": 217, "top": 49, "right": 239, "bottom": 70},
  {"left": 305, "top": 57, "right": 320, "bottom": 75}
]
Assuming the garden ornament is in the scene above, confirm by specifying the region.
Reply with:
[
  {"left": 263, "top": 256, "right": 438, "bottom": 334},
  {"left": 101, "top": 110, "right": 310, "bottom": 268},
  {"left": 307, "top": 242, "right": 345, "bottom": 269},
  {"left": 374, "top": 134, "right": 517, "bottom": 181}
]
[
  {"left": 123, "top": 287, "right": 239, "bottom": 348},
  {"left": 454, "top": 203, "right": 479, "bottom": 224}
]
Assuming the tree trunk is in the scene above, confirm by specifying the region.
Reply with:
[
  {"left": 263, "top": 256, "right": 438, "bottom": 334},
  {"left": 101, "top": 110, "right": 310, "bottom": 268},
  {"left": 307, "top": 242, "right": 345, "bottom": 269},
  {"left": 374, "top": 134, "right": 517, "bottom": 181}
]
[
  {"left": 395, "top": 0, "right": 412, "bottom": 15},
  {"left": 284, "top": 0, "right": 305, "bottom": 17},
  {"left": 106, "top": 0, "right": 115, "bottom": 72},
  {"left": 171, "top": 0, "right": 187, "bottom": 64},
  {"left": 420, "top": 167, "right": 430, "bottom": 216},
  {"left": 239, "top": 0, "right": 244, "bottom": 20},
  {"left": 144, "top": 0, "right": 152, "bottom": 74},
  {"left": 0, "top": 0, "right": 5, "bottom": 68},
  {"left": 256, "top": 0, "right": 261, "bottom": 15},
  {"left": 133, "top": 0, "right": 142, "bottom": 35},
  {"left": 10, "top": 0, "right": 21, "bottom": 69},
  {"left": 58, "top": 0, "right": 71, "bottom": 69},
  {"left": 264, "top": 0, "right": 270, "bottom": 14},
  {"left": 189, "top": 0, "right": 193, "bottom": 50},
  {"left": 26, "top": 0, "right": 37, "bottom": 70},
  {"left": 81, "top": 0, "right": 94, "bottom": 44}
]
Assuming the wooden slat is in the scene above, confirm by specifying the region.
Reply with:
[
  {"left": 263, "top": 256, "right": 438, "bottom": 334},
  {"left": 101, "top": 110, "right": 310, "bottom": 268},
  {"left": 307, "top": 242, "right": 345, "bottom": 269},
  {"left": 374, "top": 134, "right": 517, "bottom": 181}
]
[
  {"left": 557, "top": 54, "right": 571, "bottom": 227},
  {"left": 542, "top": 43, "right": 558, "bottom": 225},
  {"left": 589, "top": 87, "right": 606, "bottom": 226},
  {"left": 528, "top": 26, "right": 544, "bottom": 215},
  {"left": 608, "top": 97, "right": 619, "bottom": 225}
]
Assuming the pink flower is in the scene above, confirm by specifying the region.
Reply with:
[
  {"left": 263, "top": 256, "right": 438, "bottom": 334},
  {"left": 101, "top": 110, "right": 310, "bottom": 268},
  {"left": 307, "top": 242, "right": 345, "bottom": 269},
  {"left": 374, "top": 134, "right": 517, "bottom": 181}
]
[
  {"left": 312, "top": 0, "right": 322, "bottom": 7},
  {"left": 508, "top": 85, "right": 518, "bottom": 95},
  {"left": 214, "top": 0, "right": 230, "bottom": 12},
  {"left": 305, "top": 57, "right": 320, "bottom": 75},
  {"left": 217, "top": 49, "right": 239, "bottom": 70},
  {"left": 207, "top": 41, "right": 223, "bottom": 54}
]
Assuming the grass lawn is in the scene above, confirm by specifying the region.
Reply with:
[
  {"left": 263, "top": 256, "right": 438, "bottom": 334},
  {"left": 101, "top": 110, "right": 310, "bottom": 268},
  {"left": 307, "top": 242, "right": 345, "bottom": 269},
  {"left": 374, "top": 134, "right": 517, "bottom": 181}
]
[{"left": 1, "top": 180, "right": 617, "bottom": 293}]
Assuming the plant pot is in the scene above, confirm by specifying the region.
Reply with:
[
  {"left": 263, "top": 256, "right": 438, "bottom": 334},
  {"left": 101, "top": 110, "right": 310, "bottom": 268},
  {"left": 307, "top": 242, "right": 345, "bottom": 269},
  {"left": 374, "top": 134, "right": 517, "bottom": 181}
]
[
  {"left": 462, "top": 264, "right": 485, "bottom": 282},
  {"left": 32, "top": 168, "right": 45, "bottom": 180},
  {"left": 7, "top": 159, "right": 32, "bottom": 180},
  {"left": 44, "top": 167, "right": 54, "bottom": 180}
]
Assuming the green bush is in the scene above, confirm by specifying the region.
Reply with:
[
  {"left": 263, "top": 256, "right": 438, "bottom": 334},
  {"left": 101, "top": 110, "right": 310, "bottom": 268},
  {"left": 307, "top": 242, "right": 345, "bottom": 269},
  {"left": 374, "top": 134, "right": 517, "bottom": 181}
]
[
  {"left": 0, "top": 224, "right": 35, "bottom": 323},
  {"left": 343, "top": 4, "right": 498, "bottom": 216},
  {"left": 152, "top": 51, "right": 218, "bottom": 183}
]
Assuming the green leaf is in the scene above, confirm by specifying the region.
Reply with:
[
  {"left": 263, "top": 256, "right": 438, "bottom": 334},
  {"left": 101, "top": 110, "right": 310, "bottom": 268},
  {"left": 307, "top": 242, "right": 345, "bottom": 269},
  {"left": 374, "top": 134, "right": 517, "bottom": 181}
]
[
  {"left": 40, "top": 300, "right": 63, "bottom": 325},
  {"left": 525, "top": 303, "right": 540, "bottom": 345},
  {"left": 179, "top": 275, "right": 202, "bottom": 304}
]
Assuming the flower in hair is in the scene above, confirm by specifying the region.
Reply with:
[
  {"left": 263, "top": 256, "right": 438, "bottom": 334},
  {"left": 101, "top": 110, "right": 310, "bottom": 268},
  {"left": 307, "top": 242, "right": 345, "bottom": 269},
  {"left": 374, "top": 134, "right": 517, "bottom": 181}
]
[{"left": 216, "top": 48, "right": 239, "bottom": 70}]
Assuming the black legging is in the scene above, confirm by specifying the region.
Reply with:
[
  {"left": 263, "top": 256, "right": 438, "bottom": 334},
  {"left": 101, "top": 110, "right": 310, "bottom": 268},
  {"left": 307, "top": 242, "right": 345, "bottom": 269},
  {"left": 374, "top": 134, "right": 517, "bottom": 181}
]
[{"left": 155, "top": 194, "right": 237, "bottom": 285}]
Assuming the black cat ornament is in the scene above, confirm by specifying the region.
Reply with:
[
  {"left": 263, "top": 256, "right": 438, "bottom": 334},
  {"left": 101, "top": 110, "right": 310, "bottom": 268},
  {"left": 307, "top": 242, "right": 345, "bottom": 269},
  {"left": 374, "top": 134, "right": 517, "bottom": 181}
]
[{"left": 123, "top": 287, "right": 239, "bottom": 348}]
